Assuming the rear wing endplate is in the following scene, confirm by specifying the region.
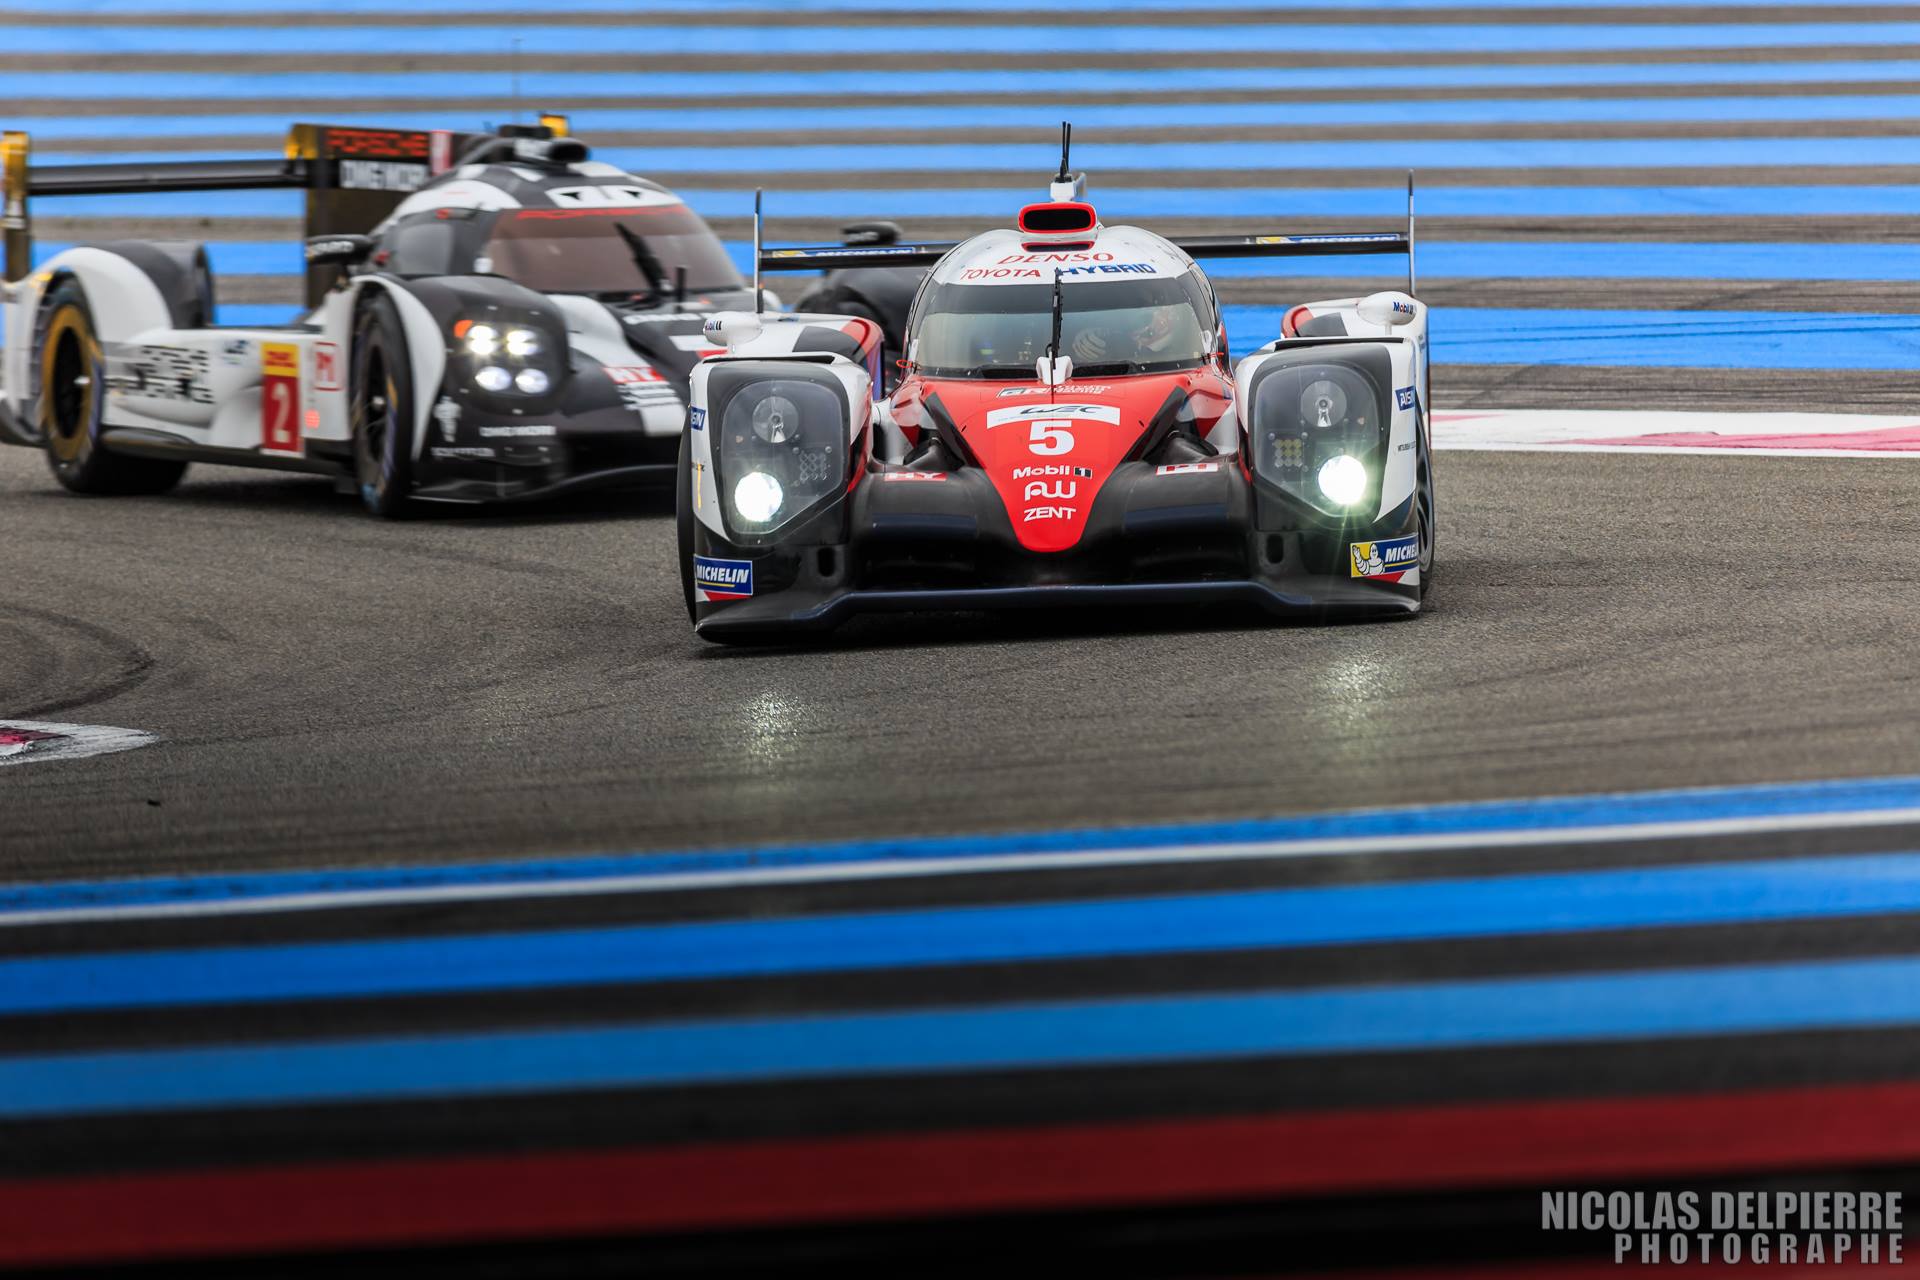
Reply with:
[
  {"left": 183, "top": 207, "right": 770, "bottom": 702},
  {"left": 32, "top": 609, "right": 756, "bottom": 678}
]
[{"left": 1, "top": 115, "right": 571, "bottom": 307}]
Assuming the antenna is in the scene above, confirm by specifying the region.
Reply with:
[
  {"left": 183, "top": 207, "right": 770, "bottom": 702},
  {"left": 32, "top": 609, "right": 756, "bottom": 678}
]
[
  {"left": 753, "top": 188, "right": 764, "bottom": 315},
  {"left": 1047, "top": 267, "right": 1064, "bottom": 387},
  {"left": 1055, "top": 121, "right": 1072, "bottom": 185},
  {"left": 1405, "top": 169, "right": 1417, "bottom": 296}
]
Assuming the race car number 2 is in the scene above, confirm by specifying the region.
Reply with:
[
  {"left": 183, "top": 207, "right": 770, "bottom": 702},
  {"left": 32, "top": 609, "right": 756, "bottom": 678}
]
[{"left": 260, "top": 342, "right": 302, "bottom": 455}]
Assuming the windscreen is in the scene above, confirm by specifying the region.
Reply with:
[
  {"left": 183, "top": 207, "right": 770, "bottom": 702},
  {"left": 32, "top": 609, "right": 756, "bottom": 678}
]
[
  {"left": 479, "top": 205, "right": 743, "bottom": 298},
  {"left": 910, "top": 272, "right": 1214, "bottom": 377}
]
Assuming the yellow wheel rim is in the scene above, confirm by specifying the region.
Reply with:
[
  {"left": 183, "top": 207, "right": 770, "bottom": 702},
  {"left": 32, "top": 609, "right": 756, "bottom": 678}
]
[{"left": 39, "top": 304, "right": 100, "bottom": 465}]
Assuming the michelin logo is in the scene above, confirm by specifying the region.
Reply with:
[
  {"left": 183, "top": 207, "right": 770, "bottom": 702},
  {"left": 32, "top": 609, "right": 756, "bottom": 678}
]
[
  {"left": 693, "top": 555, "right": 754, "bottom": 600},
  {"left": 1349, "top": 535, "right": 1420, "bottom": 579}
]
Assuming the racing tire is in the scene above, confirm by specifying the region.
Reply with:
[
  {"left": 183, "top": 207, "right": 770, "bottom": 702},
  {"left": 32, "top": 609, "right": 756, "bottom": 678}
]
[
  {"left": 37, "top": 278, "right": 188, "bottom": 496},
  {"left": 349, "top": 293, "right": 416, "bottom": 519},
  {"left": 676, "top": 424, "right": 697, "bottom": 623},
  {"left": 1416, "top": 422, "right": 1437, "bottom": 602}
]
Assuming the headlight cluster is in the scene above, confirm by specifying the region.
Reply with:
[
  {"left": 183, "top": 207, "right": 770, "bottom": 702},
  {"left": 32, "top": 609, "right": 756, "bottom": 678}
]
[
  {"left": 455, "top": 319, "right": 554, "bottom": 397},
  {"left": 1246, "top": 355, "right": 1391, "bottom": 515},
  {"left": 708, "top": 364, "right": 850, "bottom": 541}
]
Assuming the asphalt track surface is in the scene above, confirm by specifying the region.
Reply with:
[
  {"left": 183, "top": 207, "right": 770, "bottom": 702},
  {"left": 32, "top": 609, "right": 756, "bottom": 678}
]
[{"left": 4, "top": 433, "right": 1919, "bottom": 881}]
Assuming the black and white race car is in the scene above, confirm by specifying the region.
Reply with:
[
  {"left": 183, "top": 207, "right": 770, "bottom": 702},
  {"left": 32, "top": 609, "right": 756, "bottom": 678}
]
[{"left": 0, "top": 124, "right": 757, "bottom": 514}]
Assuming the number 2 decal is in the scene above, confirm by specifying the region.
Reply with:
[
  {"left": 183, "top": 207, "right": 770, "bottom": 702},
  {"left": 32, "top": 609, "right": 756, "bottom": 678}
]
[
  {"left": 261, "top": 342, "right": 302, "bottom": 455},
  {"left": 1028, "top": 421, "right": 1074, "bottom": 455}
]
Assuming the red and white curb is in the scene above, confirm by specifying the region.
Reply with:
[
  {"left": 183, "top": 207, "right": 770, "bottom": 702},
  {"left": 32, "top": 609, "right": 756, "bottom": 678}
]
[
  {"left": 0, "top": 721, "right": 155, "bottom": 768},
  {"left": 1435, "top": 410, "right": 1920, "bottom": 458}
]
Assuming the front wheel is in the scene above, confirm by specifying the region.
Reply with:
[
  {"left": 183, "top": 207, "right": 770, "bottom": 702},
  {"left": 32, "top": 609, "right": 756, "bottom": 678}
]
[
  {"left": 676, "top": 423, "right": 697, "bottom": 623},
  {"left": 349, "top": 293, "right": 416, "bottom": 519},
  {"left": 38, "top": 278, "right": 187, "bottom": 496},
  {"left": 1416, "top": 421, "right": 1437, "bottom": 601}
]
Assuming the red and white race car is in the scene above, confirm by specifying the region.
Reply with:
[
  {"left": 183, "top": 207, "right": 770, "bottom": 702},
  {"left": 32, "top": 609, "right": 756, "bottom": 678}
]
[{"left": 678, "top": 159, "right": 1434, "bottom": 642}]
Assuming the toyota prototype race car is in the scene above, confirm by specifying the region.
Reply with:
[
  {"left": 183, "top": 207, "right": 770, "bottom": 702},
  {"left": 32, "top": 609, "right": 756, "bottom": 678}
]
[
  {"left": 678, "top": 147, "right": 1434, "bottom": 643},
  {"left": 0, "top": 120, "right": 761, "bottom": 514}
]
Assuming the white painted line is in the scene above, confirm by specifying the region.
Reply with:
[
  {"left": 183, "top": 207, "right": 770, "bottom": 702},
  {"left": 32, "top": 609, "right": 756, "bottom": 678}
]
[
  {"left": 1434, "top": 409, "right": 1920, "bottom": 457},
  {"left": 9, "top": 803, "right": 1920, "bottom": 929},
  {"left": 0, "top": 720, "right": 156, "bottom": 768}
]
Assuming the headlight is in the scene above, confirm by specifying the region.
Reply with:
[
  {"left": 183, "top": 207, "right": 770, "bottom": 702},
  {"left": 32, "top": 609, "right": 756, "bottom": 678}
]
[
  {"left": 465, "top": 323, "right": 499, "bottom": 358},
  {"left": 707, "top": 363, "right": 851, "bottom": 542},
  {"left": 1317, "top": 455, "right": 1367, "bottom": 506},
  {"left": 474, "top": 365, "right": 512, "bottom": 393},
  {"left": 505, "top": 328, "right": 540, "bottom": 358},
  {"left": 1246, "top": 352, "right": 1391, "bottom": 517},
  {"left": 514, "top": 368, "right": 550, "bottom": 395},
  {"left": 733, "top": 472, "right": 785, "bottom": 525}
]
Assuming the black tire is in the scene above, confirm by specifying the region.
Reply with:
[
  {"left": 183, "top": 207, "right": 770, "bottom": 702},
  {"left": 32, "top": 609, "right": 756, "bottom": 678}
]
[
  {"left": 349, "top": 292, "right": 416, "bottom": 519},
  {"left": 1416, "top": 419, "right": 1437, "bottom": 602},
  {"left": 676, "top": 423, "right": 697, "bottom": 624},
  {"left": 37, "top": 278, "right": 188, "bottom": 496}
]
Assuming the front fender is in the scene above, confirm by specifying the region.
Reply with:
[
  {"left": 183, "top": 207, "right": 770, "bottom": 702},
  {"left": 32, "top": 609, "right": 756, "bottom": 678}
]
[{"left": 342, "top": 277, "right": 448, "bottom": 460}]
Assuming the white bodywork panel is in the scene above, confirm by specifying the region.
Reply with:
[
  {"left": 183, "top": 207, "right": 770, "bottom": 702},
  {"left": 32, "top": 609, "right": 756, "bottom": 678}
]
[{"left": 1233, "top": 291, "right": 1430, "bottom": 522}]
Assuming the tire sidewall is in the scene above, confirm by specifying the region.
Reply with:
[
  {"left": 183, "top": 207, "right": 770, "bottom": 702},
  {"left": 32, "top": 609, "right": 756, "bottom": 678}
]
[
  {"left": 351, "top": 292, "right": 415, "bottom": 518},
  {"left": 38, "top": 282, "right": 104, "bottom": 483},
  {"left": 676, "top": 422, "right": 697, "bottom": 623}
]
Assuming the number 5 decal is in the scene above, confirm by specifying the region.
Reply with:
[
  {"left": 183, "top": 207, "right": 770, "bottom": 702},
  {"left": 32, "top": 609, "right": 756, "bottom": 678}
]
[
  {"left": 1028, "top": 421, "right": 1074, "bottom": 456},
  {"left": 261, "top": 342, "right": 302, "bottom": 455}
]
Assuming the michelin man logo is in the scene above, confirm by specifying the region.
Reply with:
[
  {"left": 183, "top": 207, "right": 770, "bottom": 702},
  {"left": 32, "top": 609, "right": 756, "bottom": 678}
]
[{"left": 1349, "top": 535, "right": 1420, "bottom": 579}]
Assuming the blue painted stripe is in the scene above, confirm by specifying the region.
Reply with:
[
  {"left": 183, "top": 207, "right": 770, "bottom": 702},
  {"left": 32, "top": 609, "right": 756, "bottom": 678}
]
[
  {"left": 10, "top": 775, "right": 1920, "bottom": 917},
  {"left": 46, "top": 240, "right": 1920, "bottom": 286},
  {"left": 26, "top": 95, "right": 1920, "bottom": 141},
  {"left": 8, "top": 854, "right": 1920, "bottom": 1017},
  {"left": 6, "top": 956, "right": 1920, "bottom": 1118},
  {"left": 17, "top": 61, "right": 1920, "bottom": 102},
  {"left": 33, "top": 185, "right": 1920, "bottom": 223},
  {"left": 12, "top": 24, "right": 1920, "bottom": 57},
  {"left": 35, "top": 137, "right": 1920, "bottom": 173}
]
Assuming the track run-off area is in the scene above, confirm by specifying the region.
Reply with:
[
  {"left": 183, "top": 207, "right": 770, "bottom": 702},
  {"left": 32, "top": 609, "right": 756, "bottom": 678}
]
[{"left": 6, "top": 0, "right": 1920, "bottom": 1271}]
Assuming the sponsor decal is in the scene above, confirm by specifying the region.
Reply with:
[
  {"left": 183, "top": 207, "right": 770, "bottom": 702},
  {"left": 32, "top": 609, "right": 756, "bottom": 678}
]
[
  {"left": 693, "top": 554, "right": 754, "bottom": 601},
  {"left": 985, "top": 404, "right": 1122, "bottom": 429},
  {"left": 1023, "top": 480, "right": 1076, "bottom": 501},
  {"left": 882, "top": 471, "right": 947, "bottom": 482},
  {"left": 1396, "top": 386, "right": 1417, "bottom": 411},
  {"left": 478, "top": 425, "right": 556, "bottom": 438},
  {"left": 338, "top": 160, "right": 429, "bottom": 193},
  {"left": 326, "top": 127, "right": 429, "bottom": 160},
  {"left": 429, "top": 129, "right": 453, "bottom": 175},
  {"left": 260, "top": 342, "right": 301, "bottom": 454},
  {"left": 606, "top": 366, "right": 666, "bottom": 385},
  {"left": 1255, "top": 233, "right": 1400, "bottom": 247},
  {"left": 219, "top": 338, "right": 252, "bottom": 367},
  {"left": 1390, "top": 299, "right": 1417, "bottom": 317},
  {"left": 431, "top": 446, "right": 497, "bottom": 461},
  {"left": 1349, "top": 534, "right": 1421, "bottom": 580},
  {"left": 109, "top": 346, "right": 212, "bottom": 405},
  {"left": 999, "top": 384, "right": 1109, "bottom": 398},
  {"left": 767, "top": 246, "right": 923, "bottom": 260},
  {"left": 1156, "top": 462, "right": 1220, "bottom": 476},
  {"left": 314, "top": 342, "right": 342, "bottom": 392},
  {"left": 1012, "top": 464, "right": 1093, "bottom": 479},
  {"left": 959, "top": 262, "right": 1157, "bottom": 282},
  {"left": 433, "top": 396, "right": 461, "bottom": 443},
  {"left": 0, "top": 720, "right": 155, "bottom": 768},
  {"left": 689, "top": 407, "right": 706, "bottom": 431},
  {"left": 546, "top": 185, "right": 672, "bottom": 209},
  {"left": 1023, "top": 505, "right": 1075, "bottom": 522}
]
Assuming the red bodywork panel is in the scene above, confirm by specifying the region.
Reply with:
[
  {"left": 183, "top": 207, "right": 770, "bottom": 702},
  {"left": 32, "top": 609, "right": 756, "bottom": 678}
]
[{"left": 890, "top": 367, "right": 1233, "bottom": 553}]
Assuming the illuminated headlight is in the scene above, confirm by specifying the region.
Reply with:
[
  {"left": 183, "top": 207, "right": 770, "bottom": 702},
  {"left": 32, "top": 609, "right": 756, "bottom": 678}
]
[
  {"left": 505, "top": 328, "right": 540, "bottom": 358},
  {"left": 465, "top": 323, "right": 499, "bottom": 358},
  {"left": 732, "top": 471, "right": 784, "bottom": 525},
  {"left": 1317, "top": 454, "right": 1368, "bottom": 506},
  {"left": 474, "top": 365, "right": 512, "bottom": 393},
  {"left": 514, "top": 368, "right": 550, "bottom": 395}
]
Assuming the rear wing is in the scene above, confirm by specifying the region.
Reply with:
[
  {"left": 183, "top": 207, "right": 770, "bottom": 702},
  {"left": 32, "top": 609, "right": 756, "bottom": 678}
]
[
  {"left": 754, "top": 173, "right": 1420, "bottom": 294},
  {"left": 1, "top": 115, "right": 571, "bottom": 308}
]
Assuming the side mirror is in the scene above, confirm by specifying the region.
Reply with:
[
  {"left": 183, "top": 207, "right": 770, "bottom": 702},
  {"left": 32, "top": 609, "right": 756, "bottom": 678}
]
[
  {"left": 703, "top": 311, "right": 764, "bottom": 352},
  {"left": 305, "top": 234, "right": 375, "bottom": 268},
  {"left": 1355, "top": 291, "right": 1420, "bottom": 327}
]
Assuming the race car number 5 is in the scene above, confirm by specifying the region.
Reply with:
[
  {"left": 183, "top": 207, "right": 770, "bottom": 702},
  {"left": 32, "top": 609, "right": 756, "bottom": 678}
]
[{"left": 1028, "top": 421, "right": 1074, "bottom": 455}]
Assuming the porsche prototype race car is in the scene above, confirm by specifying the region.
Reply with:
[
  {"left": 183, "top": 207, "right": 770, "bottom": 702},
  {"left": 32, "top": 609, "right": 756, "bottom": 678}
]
[
  {"left": 679, "top": 166, "right": 1434, "bottom": 642},
  {"left": 0, "top": 121, "right": 758, "bottom": 514}
]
